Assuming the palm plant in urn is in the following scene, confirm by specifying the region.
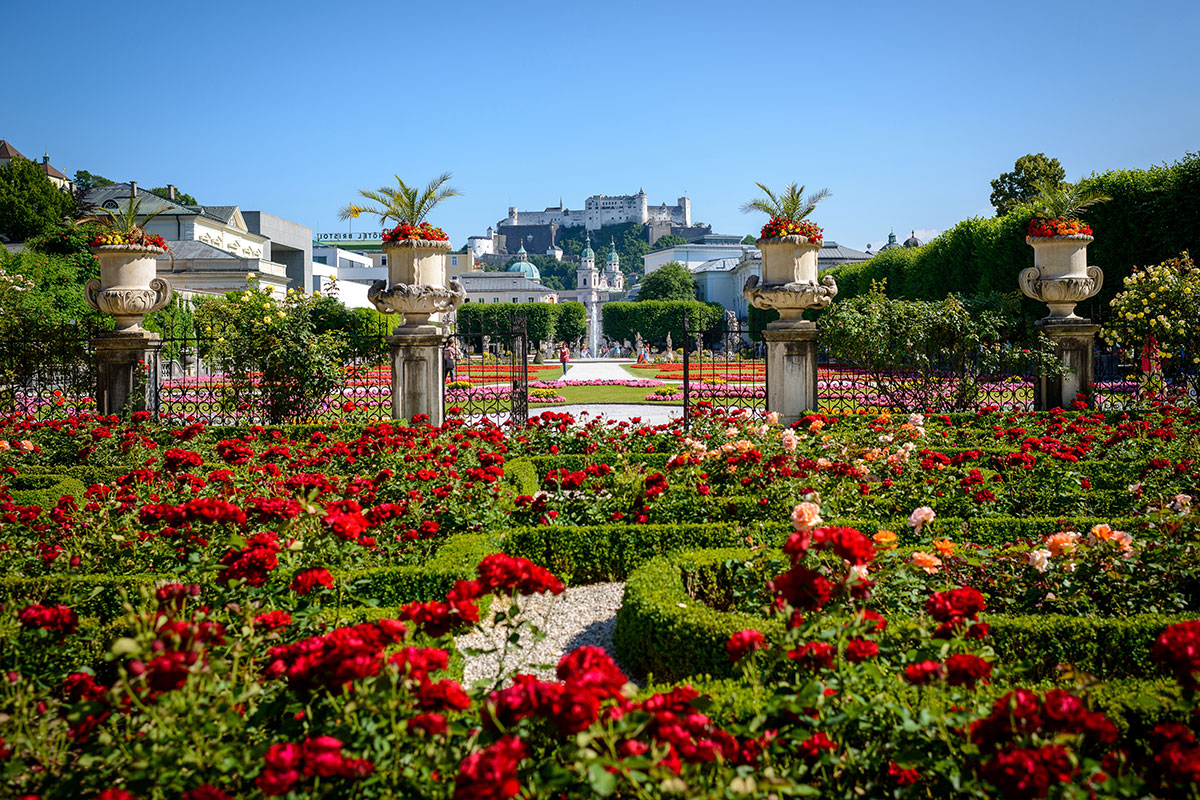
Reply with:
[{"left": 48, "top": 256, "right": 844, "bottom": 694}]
[
  {"left": 81, "top": 197, "right": 173, "bottom": 332},
  {"left": 339, "top": 172, "right": 464, "bottom": 328},
  {"left": 1019, "top": 179, "right": 1110, "bottom": 322},
  {"left": 741, "top": 182, "right": 838, "bottom": 323}
]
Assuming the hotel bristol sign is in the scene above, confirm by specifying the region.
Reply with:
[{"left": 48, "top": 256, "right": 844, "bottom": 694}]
[{"left": 316, "top": 232, "right": 383, "bottom": 242}]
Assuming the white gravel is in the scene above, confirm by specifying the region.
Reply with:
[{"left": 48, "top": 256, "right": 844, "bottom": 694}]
[{"left": 457, "top": 581, "right": 627, "bottom": 688}]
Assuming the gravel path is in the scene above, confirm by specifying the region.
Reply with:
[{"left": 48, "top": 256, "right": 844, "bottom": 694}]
[{"left": 457, "top": 582, "right": 628, "bottom": 687}]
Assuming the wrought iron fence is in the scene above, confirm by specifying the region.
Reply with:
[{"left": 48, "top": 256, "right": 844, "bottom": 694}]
[
  {"left": 444, "top": 310, "right": 529, "bottom": 426},
  {"left": 1092, "top": 347, "right": 1200, "bottom": 410},
  {"left": 682, "top": 313, "right": 767, "bottom": 428},
  {"left": 150, "top": 318, "right": 393, "bottom": 425},
  {"left": 0, "top": 326, "right": 100, "bottom": 418},
  {"left": 817, "top": 351, "right": 1039, "bottom": 415}
]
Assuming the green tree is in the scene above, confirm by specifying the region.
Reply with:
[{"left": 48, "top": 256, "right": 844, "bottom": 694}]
[
  {"left": 149, "top": 186, "right": 197, "bottom": 205},
  {"left": 652, "top": 234, "right": 686, "bottom": 249},
  {"left": 638, "top": 262, "right": 696, "bottom": 301},
  {"left": 1023, "top": 178, "right": 1110, "bottom": 221},
  {"left": 338, "top": 172, "right": 459, "bottom": 226},
  {"left": 741, "top": 235, "right": 757, "bottom": 245},
  {"left": 990, "top": 153, "right": 1066, "bottom": 217},
  {"left": 0, "top": 157, "right": 75, "bottom": 242},
  {"left": 72, "top": 170, "right": 114, "bottom": 193}
]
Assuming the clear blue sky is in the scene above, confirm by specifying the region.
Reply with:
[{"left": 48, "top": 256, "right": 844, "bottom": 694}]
[{"left": 4, "top": 0, "right": 1197, "bottom": 255}]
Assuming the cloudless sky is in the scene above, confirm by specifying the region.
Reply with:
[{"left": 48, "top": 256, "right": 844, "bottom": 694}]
[{"left": 4, "top": 0, "right": 1197, "bottom": 254}]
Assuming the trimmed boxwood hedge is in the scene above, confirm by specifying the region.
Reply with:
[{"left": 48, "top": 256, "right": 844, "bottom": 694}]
[
  {"left": 614, "top": 547, "right": 1193, "bottom": 684},
  {"left": 6, "top": 472, "right": 88, "bottom": 509}
]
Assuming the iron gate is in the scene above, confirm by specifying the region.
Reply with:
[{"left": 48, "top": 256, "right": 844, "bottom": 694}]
[
  {"left": 444, "top": 309, "right": 529, "bottom": 426},
  {"left": 682, "top": 310, "right": 766, "bottom": 429}
]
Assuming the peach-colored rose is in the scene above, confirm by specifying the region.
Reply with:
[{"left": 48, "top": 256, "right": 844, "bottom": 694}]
[
  {"left": 1090, "top": 523, "right": 1133, "bottom": 552},
  {"left": 18, "top": 440, "right": 33, "bottom": 452},
  {"left": 933, "top": 538, "right": 955, "bottom": 557},
  {"left": 780, "top": 431, "right": 799, "bottom": 452},
  {"left": 0, "top": 440, "right": 10, "bottom": 451},
  {"left": 1045, "top": 531, "right": 1080, "bottom": 558},
  {"left": 908, "top": 506, "right": 936, "bottom": 530},
  {"left": 873, "top": 530, "right": 898, "bottom": 549},
  {"left": 809, "top": 419, "right": 825, "bottom": 434},
  {"left": 790, "top": 502, "right": 823, "bottom": 532},
  {"left": 911, "top": 551, "right": 942, "bottom": 574}
]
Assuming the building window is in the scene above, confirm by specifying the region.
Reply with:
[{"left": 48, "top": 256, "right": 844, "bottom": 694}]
[
  {"left": 493, "top": 297, "right": 499, "bottom": 303},
  {"left": 381, "top": 255, "right": 387, "bottom": 266},
  {"left": 450, "top": 256, "right": 458, "bottom": 266},
  {"left": 512, "top": 297, "right": 518, "bottom": 303}
]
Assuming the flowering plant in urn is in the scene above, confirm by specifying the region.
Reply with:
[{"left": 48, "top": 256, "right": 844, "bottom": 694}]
[
  {"left": 339, "top": 172, "right": 464, "bottom": 327},
  {"left": 1019, "top": 179, "right": 1110, "bottom": 322},
  {"left": 741, "top": 181, "right": 837, "bottom": 323},
  {"left": 80, "top": 197, "right": 172, "bottom": 332}
]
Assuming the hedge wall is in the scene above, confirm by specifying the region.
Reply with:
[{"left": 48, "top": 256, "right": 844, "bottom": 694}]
[
  {"left": 601, "top": 300, "right": 724, "bottom": 346},
  {"left": 826, "top": 151, "right": 1200, "bottom": 321},
  {"left": 614, "top": 548, "right": 1193, "bottom": 684}
]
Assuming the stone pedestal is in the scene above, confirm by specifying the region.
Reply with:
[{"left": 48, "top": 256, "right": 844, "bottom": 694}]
[
  {"left": 1037, "top": 321, "right": 1099, "bottom": 410},
  {"left": 762, "top": 322, "right": 819, "bottom": 426},
  {"left": 94, "top": 331, "right": 161, "bottom": 416},
  {"left": 388, "top": 327, "right": 444, "bottom": 425}
]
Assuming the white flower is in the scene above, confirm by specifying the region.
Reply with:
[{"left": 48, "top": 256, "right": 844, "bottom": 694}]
[
  {"left": 908, "top": 506, "right": 936, "bottom": 530},
  {"left": 1028, "top": 549, "right": 1052, "bottom": 573}
]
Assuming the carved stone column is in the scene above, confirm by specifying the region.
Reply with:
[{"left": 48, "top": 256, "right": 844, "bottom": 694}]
[
  {"left": 370, "top": 239, "right": 464, "bottom": 423},
  {"left": 388, "top": 328, "right": 445, "bottom": 425},
  {"left": 761, "top": 322, "right": 820, "bottom": 424},
  {"left": 94, "top": 331, "right": 160, "bottom": 415},
  {"left": 744, "top": 235, "right": 836, "bottom": 425},
  {"left": 1036, "top": 322, "right": 1100, "bottom": 410},
  {"left": 1020, "top": 235, "right": 1103, "bottom": 409}
]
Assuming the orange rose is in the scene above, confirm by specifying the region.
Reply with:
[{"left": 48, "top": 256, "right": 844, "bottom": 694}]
[
  {"left": 911, "top": 551, "right": 942, "bottom": 574},
  {"left": 873, "top": 530, "right": 898, "bottom": 549},
  {"left": 933, "top": 539, "right": 955, "bottom": 557}
]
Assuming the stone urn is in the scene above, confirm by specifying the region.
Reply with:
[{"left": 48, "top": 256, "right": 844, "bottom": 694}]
[
  {"left": 85, "top": 244, "right": 173, "bottom": 332},
  {"left": 743, "top": 235, "right": 837, "bottom": 325},
  {"left": 370, "top": 238, "right": 464, "bottom": 328},
  {"left": 1019, "top": 235, "right": 1103, "bottom": 322}
]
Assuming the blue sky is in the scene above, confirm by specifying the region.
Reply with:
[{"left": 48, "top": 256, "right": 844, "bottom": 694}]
[{"left": 4, "top": 0, "right": 1197, "bottom": 255}]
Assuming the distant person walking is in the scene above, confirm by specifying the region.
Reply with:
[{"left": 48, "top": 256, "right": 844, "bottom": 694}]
[
  {"left": 444, "top": 342, "right": 457, "bottom": 382},
  {"left": 559, "top": 344, "right": 570, "bottom": 376}
]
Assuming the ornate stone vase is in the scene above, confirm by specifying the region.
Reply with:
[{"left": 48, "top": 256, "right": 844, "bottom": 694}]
[
  {"left": 744, "top": 235, "right": 837, "bottom": 324},
  {"left": 85, "top": 244, "right": 172, "bottom": 332},
  {"left": 371, "top": 238, "right": 463, "bottom": 327},
  {"left": 1019, "top": 235, "right": 1103, "bottom": 322}
]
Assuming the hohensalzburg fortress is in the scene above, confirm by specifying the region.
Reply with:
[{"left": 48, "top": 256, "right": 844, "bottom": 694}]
[{"left": 502, "top": 190, "right": 690, "bottom": 231}]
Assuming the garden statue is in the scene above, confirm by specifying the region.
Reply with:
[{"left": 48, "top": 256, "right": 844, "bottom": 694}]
[
  {"left": 741, "top": 181, "right": 837, "bottom": 424},
  {"left": 340, "top": 172, "right": 464, "bottom": 423}
]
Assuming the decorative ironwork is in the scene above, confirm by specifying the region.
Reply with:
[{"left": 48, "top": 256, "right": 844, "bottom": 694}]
[
  {"left": 444, "top": 309, "right": 530, "bottom": 426},
  {"left": 683, "top": 311, "right": 767, "bottom": 429},
  {"left": 0, "top": 326, "right": 99, "bottom": 418},
  {"left": 149, "top": 318, "right": 393, "bottom": 425},
  {"left": 816, "top": 351, "right": 1038, "bottom": 415},
  {"left": 1092, "top": 346, "right": 1199, "bottom": 410}
]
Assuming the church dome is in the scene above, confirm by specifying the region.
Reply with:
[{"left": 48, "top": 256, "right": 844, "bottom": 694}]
[
  {"left": 903, "top": 230, "right": 923, "bottom": 248},
  {"left": 507, "top": 245, "right": 541, "bottom": 280},
  {"left": 581, "top": 237, "right": 595, "bottom": 259}
]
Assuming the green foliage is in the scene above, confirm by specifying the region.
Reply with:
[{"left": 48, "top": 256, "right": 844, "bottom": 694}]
[
  {"left": 147, "top": 186, "right": 197, "bottom": 205},
  {"left": 555, "top": 222, "right": 649, "bottom": 273},
  {"left": 553, "top": 301, "right": 586, "bottom": 343},
  {"left": 456, "top": 301, "right": 585, "bottom": 344},
  {"left": 652, "top": 234, "right": 687, "bottom": 249},
  {"left": 817, "top": 286, "right": 1062, "bottom": 411},
  {"left": 638, "top": 262, "right": 696, "bottom": 302},
  {"left": 1024, "top": 177, "right": 1111, "bottom": 221},
  {"left": 71, "top": 170, "right": 114, "bottom": 194},
  {"left": 192, "top": 284, "right": 349, "bottom": 423},
  {"left": 601, "top": 300, "right": 723, "bottom": 345},
  {"left": 740, "top": 181, "right": 830, "bottom": 222},
  {"left": 4, "top": 472, "right": 86, "bottom": 509},
  {"left": 338, "top": 171, "right": 458, "bottom": 226},
  {"left": 851, "top": 153, "right": 1200, "bottom": 318},
  {"left": 740, "top": 234, "right": 757, "bottom": 245},
  {"left": 1102, "top": 252, "right": 1199, "bottom": 357},
  {"left": 990, "top": 153, "right": 1066, "bottom": 216},
  {"left": 0, "top": 156, "right": 75, "bottom": 242}
]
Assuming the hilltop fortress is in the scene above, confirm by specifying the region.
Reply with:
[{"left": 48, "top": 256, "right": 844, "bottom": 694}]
[
  {"left": 503, "top": 190, "right": 690, "bottom": 230},
  {"left": 468, "top": 190, "right": 707, "bottom": 259}
]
